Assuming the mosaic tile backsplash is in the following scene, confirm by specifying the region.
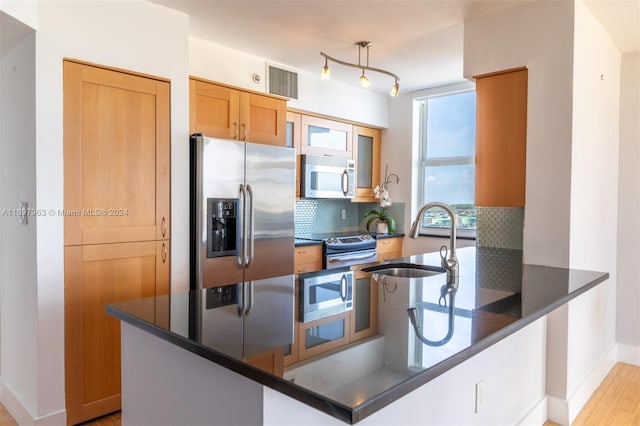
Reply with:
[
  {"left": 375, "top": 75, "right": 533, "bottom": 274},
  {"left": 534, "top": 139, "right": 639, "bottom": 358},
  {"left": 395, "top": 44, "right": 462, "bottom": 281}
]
[
  {"left": 476, "top": 207, "right": 524, "bottom": 250},
  {"left": 295, "top": 199, "right": 406, "bottom": 235}
]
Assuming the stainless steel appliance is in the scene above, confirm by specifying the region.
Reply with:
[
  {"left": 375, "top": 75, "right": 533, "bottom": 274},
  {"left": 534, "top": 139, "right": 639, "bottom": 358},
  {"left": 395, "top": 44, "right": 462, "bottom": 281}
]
[
  {"left": 190, "top": 134, "right": 296, "bottom": 288},
  {"left": 298, "top": 269, "right": 353, "bottom": 323},
  {"left": 323, "top": 234, "right": 377, "bottom": 269},
  {"left": 300, "top": 154, "right": 355, "bottom": 199}
]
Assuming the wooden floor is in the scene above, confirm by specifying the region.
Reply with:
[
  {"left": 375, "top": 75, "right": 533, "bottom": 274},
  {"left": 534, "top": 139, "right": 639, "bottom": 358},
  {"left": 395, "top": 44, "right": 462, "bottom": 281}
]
[{"left": 0, "top": 363, "right": 637, "bottom": 425}]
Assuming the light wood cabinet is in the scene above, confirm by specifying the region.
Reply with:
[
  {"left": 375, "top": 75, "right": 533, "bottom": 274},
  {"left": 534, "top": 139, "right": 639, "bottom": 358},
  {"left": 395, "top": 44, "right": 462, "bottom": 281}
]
[
  {"left": 64, "top": 62, "right": 170, "bottom": 246},
  {"left": 300, "top": 114, "right": 353, "bottom": 158},
  {"left": 294, "top": 244, "right": 323, "bottom": 274},
  {"left": 474, "top": 67, "right": 528, "bottom": 207},
  {"left": 376, "top": 237, "right": 403, "bottom": 261},
  {"left": 353, "top": 126, "right": 381, "bottom": 202},
  {"left": 190, "top": 77, "right": 287, "bottom": 146},
  {"left": 63, "top": 60, "right": 170, "bottom": 425},
  {"left": 286, "top": 111, "right": 302, "bottom": 198},
  {"left": 64, "top": 241, "right": 169, "bottom": 424}
]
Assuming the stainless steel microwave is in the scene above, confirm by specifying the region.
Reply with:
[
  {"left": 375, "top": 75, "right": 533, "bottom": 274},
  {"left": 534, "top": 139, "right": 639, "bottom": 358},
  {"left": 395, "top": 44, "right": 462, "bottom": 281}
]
[
  {"left": 298, "top": 269, "right": 353, "bottom": 323},
  {"left": 300, "top": 154, "right": 355, "bottom": 199}
]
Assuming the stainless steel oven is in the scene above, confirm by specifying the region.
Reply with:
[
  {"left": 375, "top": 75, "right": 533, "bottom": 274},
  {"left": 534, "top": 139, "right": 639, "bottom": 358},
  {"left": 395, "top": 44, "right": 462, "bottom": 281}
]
[
  {"left": 323, "top": 234, "right": 377, "bottom": 269},
  {"left": 299, "top": 269, "right": 353, "bottom": 323}
]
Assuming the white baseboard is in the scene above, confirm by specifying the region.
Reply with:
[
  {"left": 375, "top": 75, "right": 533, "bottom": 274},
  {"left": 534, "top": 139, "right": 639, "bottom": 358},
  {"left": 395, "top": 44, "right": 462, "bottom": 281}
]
[
  {"left": 617, "top": 343, "right": 640, "bottom": 366},
  {"left": 517, "top": 397, "right": 548, "bottom": 426},
  {"left": 546, "top": 344, "right": 617, "bottom": 425},
  {"left": 0, "top": 379, "right": 66, "bottom": 426}
]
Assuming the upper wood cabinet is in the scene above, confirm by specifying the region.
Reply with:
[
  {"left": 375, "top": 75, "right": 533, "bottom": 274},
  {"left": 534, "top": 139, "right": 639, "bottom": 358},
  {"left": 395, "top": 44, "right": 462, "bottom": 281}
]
[
  {"left": 474, "top": 67, "right": 528, "bottom": 207},
  {"left": 300, "top": 114, "right": 353, "bottom": 158},
  {"left": 286, "top": 111, "right": 302, "bottom": 198},
  {"left": 190, "top": 77, "right": 287, "bottom": 146},
  {"left": 353, "top": 126, "right": 381, "bottom": 202},
  {"left": 64, "top": 61, "right": 170, "bottom": 246}
]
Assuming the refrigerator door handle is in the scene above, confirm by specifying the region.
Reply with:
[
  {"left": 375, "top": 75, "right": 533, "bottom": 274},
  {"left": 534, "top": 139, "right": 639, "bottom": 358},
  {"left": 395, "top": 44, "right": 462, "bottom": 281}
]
[
  {"left": 244, "top": 281, "right": 254, "bottom": 316},
  {"left": 245, "top": 184, "right": 255, "bottom": 267},
  {"left": 237, "top": 184, "right": 246, "bottom": 268}
]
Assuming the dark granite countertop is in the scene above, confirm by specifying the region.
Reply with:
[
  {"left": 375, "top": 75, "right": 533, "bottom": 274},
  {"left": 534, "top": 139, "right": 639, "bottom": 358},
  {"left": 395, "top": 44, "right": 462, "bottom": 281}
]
[{"left": 107, "top": 246, "right": 608, "bottom": 424}]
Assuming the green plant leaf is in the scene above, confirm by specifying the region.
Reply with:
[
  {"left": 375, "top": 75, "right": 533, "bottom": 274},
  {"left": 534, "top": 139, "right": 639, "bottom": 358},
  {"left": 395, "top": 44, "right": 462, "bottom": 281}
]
[
  {"left": 363, "top": 209, "right": 381, "bottom": 218},
  {"left": 387, "top": 217, "right": 396, "bottom": 234},
  {"left": 365, "top": 216, "right": 378, "bottom": 231}
]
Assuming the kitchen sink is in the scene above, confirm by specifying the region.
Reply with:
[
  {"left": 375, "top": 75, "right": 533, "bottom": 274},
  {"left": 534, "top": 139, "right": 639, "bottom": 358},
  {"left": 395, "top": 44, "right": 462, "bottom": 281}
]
[{"left": 362, "top": 263, "right": 446, "bottom": 278}]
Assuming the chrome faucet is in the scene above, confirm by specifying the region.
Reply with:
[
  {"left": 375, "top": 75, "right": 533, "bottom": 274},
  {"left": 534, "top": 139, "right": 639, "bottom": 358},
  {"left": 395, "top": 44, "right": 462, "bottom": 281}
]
[{"left": 409, "top": 202, "right": 459, "bottom": 288}]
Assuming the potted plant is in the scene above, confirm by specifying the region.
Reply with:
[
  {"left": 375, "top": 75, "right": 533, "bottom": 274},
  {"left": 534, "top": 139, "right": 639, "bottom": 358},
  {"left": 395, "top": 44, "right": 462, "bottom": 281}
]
[{"left": 364, "top": 166, "right": 399, "bottom": 234}]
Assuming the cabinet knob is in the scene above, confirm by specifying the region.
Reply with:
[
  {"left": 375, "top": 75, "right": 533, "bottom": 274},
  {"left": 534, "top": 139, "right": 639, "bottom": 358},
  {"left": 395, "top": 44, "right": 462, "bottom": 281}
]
[
  {"left": 161, "top": 242, "right": 167, "bottom": 264},
  {"left": 161, "top": 217, "right": 167, "bottom": 238}
]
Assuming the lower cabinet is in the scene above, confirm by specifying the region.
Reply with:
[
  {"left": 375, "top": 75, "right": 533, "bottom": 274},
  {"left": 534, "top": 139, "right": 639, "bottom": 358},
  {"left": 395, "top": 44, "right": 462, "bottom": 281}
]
[
  {"left": 377, "top": 236, "right": 403, "bottom": 261},
  {"left": 294, "top": 244, "right": 323, "bottom": 274},
  {"left": 64, "top": 241, "right": 169, "bottom": 425},
  {"left": 350, "top": 271, "right": 379, "bottom": 341}
]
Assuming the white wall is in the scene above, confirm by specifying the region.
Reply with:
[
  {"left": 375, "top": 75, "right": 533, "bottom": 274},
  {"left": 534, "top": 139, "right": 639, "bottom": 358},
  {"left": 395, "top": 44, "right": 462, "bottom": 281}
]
[
  {"left": 616, "top": 51, "right": 640, "bottom": 355},
  {"left": 564, "top": 1, "right": 619, "bottom": 417},
  {"left": 189, "top": 37, "right": 389, "bottom": 128},
  {"left": 1, "top": 0, "right": 191, "bottom": 422},
  {"left": 0, "top": 13, "right": 38, "bottom": 418}
]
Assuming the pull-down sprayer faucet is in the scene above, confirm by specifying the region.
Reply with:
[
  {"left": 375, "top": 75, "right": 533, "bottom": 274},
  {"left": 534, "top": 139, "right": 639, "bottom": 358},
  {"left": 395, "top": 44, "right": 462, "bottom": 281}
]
[{"left": 409, "top": 202, "right": 459, "bottom": 288}]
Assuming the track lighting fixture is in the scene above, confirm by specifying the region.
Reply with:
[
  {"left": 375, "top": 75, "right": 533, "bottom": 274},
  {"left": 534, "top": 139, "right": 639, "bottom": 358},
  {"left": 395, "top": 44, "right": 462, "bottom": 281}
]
[{"left": 320, "top": 41, "right": 400, "bottom": 97}]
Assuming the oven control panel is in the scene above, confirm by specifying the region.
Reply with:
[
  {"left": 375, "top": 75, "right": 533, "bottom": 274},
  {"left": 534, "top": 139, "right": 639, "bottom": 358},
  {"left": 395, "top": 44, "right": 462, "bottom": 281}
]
[{"left": 324, "top": 234, "right": 374, "bottom": 246}]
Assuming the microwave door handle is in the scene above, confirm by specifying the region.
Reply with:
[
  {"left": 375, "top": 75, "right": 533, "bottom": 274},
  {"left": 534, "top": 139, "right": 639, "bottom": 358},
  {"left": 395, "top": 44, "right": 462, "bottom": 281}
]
[
  {"left": 237, "top": 184, "right": 246, "bottom": 268},
  {"left": 341, "top": 169, "right": 349, "bottom": 196},
  {"left": 245, "top": 184, "right": 254, "bottom": 268},
  {"left": 328, "top": 252, "right": 377, "bottom": 263},
  {"left": 340, "top": 274, "right": 348, "bottom": 301}
]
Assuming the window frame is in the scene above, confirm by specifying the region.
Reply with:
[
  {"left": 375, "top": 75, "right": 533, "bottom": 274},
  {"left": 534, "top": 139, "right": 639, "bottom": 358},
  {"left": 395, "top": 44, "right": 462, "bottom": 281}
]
[{"left": 416, "top": 82, "right": 477, "bottom": 239}]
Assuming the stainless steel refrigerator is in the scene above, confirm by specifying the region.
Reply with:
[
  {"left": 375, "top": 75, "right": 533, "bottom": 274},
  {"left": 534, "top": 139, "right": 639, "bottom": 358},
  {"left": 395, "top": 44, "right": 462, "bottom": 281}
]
[
  {"left": 190, "top": 134, "right": 295, "bottom": 360},
  {"left": 190, "top": 133, "right": 295, "bottom": 289}
]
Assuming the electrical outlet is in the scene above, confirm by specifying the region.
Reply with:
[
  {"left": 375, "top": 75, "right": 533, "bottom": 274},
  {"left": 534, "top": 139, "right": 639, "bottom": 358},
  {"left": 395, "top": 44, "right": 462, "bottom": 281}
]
[
  {"left": 475, "top": 379, "right": 485, "bottom": 413},
  {"left": 340, "top": 208, "right": 347, "bottom": 221}
]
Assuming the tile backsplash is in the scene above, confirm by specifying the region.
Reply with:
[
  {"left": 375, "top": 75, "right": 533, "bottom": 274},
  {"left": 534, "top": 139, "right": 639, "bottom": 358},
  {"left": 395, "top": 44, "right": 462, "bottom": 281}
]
[
  {"left": 476, "top": 207, "right": 524, "bottom": 250},
  {"left": 295, "top": 199, "right": 405, "bottom": 235}
]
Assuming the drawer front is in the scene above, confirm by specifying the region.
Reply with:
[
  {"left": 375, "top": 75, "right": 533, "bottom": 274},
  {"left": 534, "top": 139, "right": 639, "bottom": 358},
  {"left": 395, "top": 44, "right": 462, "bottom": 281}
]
[
  {"left": 295, "top": 245, "right": 322, "bottom": 273},
  {"left": 376, "top": 237, "right": 401, "bottom": 254}
]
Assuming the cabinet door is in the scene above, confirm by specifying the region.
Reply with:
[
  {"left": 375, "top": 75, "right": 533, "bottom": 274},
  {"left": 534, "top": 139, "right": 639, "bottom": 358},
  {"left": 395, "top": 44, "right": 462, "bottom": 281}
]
[
  {"left": 301, "top": 115, "right": 353, "bottom": 158},
  {"left": 64, "top": 242, "right": 169, "bottom": 425},
  {"left": 474, "top": 68, "right": 527, "bottom": 207},
  {"left": 64, "top": 61, "right": 170, "bottom": 246},
  {"left": 376, "top": 237, "right": 403, "bottom": 261},
  {"left": 286, "top": 111, "right": 302, "bottom": 198},
  {"left": 353, "top": 126, "right": 381, "bottom": 202},
  {"left": 350, "top": 271, "right": 379, "bottom": 341},
  {"left": 189, "top": 78, "right": 240, "bottom": 139},
  {"left": 294, "top": 244, "right": 323, "bottom": 274},
  {"left": 240, "top": 91, "right": 286, "bottom": 146}
]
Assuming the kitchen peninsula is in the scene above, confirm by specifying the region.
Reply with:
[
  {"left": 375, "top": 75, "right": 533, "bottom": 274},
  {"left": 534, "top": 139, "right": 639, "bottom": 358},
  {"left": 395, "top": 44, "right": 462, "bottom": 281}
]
[{"left": 107, "top": 246, "right": 608, "bottom": 425}]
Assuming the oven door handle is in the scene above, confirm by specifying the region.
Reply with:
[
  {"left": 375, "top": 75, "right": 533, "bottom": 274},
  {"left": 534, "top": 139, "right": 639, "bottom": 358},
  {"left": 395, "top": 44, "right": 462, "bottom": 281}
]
[{"left": 328, "top": 252, "right": 377, "bottom": 263}]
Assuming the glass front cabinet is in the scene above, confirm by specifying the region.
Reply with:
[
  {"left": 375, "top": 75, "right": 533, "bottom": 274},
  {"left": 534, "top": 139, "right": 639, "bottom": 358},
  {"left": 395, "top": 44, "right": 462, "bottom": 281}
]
[{"left": 353, "top": 126, "right": 381, "bottom": 202}]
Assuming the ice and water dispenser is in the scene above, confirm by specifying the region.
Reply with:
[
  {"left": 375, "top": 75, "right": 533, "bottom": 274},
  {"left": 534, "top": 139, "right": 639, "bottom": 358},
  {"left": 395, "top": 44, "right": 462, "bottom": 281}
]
[{"left": 206, "top": 198, "right": 239, "bottom": 258}]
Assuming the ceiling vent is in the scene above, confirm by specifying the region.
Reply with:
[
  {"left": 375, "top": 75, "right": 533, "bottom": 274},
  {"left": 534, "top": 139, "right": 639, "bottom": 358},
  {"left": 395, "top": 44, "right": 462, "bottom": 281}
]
[{"left": 267, "top": 64, "right": 298, "bottom": 100}]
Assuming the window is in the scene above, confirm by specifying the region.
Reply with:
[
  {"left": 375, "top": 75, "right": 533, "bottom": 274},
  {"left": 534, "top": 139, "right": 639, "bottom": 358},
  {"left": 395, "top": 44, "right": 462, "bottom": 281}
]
[{"left": 417, "top": 85, "right": 476, "bottom": 237}]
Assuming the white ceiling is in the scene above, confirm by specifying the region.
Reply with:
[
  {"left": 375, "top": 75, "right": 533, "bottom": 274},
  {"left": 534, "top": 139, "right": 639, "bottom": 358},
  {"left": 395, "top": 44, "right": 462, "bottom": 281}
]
[{"left": 153, "top": 0, "right": 639, "bottom": 95}]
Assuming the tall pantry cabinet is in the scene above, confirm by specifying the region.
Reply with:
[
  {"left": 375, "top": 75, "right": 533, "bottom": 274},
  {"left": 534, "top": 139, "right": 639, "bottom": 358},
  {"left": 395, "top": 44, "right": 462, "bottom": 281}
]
[{"left": 63, "top": 60, "right": 170, "bottom": 424}]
